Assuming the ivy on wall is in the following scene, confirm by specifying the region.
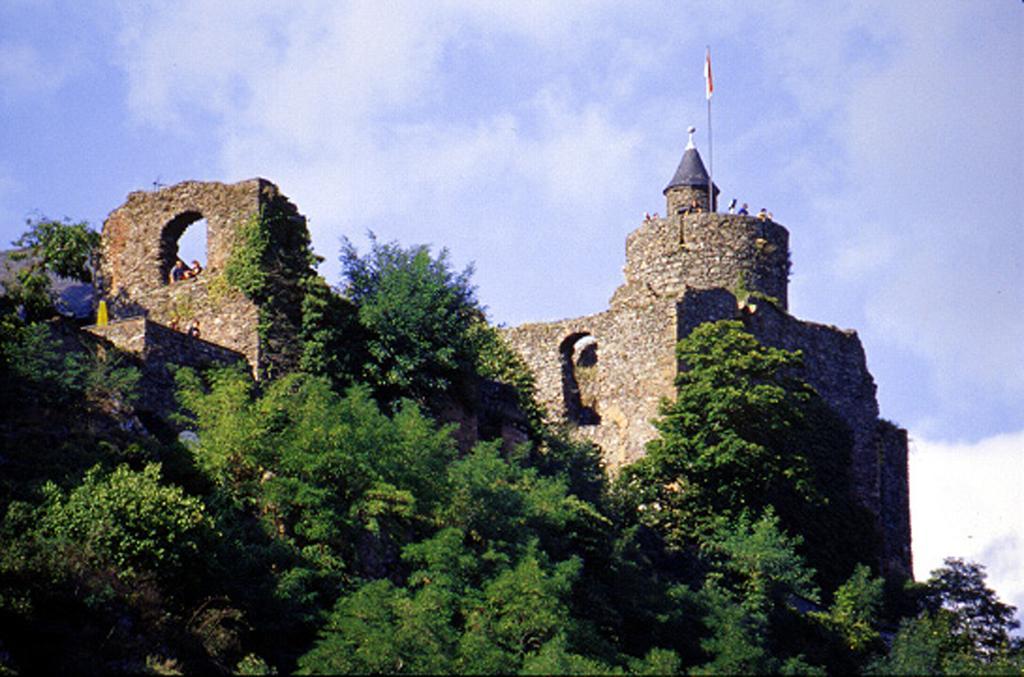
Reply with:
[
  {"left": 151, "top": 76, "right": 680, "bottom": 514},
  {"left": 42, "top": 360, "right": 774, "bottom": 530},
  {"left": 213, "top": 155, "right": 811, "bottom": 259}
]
[{"left": 224, "top": 207, "right": 320, "bottom": 379}]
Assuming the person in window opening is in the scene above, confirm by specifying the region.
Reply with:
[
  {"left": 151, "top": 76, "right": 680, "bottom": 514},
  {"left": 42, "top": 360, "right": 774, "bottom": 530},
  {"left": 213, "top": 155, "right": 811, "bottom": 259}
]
[
  {"left": 170, "top": 259, "right": 188, "bottom": 283},
  {"left": 737, "top": 203, "right": 749, "bottom": 215},
  {"left": 185, "top": 260, "right": 203, "bottom": 279}
]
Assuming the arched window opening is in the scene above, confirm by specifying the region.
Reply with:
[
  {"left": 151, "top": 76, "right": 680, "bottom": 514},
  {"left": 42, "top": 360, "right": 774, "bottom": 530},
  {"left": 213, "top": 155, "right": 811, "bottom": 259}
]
[
  {"left": 160, "top": 212, "right": 208, "bottom": 284},
  {"left": 560, "top": 332, "right": 601, "bottom": 426}
]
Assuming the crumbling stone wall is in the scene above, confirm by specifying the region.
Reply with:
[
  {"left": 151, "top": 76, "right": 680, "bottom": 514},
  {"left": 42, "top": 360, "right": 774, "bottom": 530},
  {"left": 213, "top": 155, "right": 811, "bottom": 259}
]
[
  {"left": 504, "top": 209, "right": 911, "bottom": 577},
  {"left": 84, "top": 316, "right": 245, "bottom": 416},
  {"left": 85, "top": 317, "right": 246, "bottom": 370},
  {"left": 98, "top": 179, "right": 311, "bottom": 375},
  {"left": 876, "top": 421, "right": 913, "bottom": 576},
  {"left": 505, "top": 293, "right": 679, "bottom": 467}
]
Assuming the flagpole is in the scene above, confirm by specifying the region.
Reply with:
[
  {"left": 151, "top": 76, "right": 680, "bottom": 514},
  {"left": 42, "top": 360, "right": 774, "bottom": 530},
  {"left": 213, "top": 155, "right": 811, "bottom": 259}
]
[
  {"left": 707, "top": 92, "right": 713, "bottom": 211},
  {"left": 705, "top": 46, "right": 713, "bottom": 212}
]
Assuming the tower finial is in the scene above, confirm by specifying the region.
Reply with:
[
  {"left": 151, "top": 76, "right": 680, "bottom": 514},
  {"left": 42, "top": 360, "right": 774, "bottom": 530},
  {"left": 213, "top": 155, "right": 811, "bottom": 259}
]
[{"left": 686, "top": 126, "right": 697, "bottom": 150}]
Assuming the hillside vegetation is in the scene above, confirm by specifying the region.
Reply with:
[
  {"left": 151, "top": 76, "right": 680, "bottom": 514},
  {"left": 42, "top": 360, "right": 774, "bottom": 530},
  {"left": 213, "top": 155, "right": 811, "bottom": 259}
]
[{"left": 0, "top": 219, "right": 1019, "bottom": 674}]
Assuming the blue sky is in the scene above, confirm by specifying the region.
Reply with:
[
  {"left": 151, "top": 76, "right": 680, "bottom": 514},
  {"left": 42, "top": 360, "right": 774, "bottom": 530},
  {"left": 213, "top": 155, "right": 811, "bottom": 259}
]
[{"left": 2, "top": 1, "right": 1021, "bottom": 616}]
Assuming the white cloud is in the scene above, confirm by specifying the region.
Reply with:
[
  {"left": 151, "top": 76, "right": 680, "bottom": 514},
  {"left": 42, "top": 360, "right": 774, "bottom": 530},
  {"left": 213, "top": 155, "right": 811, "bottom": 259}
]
[
  {"left": 116, "top": 1, "right": 286, "bottom": 130},
  {"left": 911, "top": 431, "right": 1024, "bottom": 624},
  {"left": 763, "top": 1, "right": 1024, "bottom": 423},
  {"left": 0, "top": 41, "right": 70, "bottom": 97},
  {"left": 109, "top": 1, "right": 1022, "bottom": 427},
  {"left": 0, "top": 164, "right": 23, "bottom": 233},
  {"left": 113, "top": 2, "right": 648, "bottom": 310},
  {"left": 864, "top": 244, "right": 1024, "bottom": 400}
]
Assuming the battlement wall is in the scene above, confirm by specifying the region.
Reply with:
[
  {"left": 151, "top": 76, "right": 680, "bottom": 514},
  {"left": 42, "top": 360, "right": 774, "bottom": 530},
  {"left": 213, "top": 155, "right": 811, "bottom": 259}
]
[
  {"left": 735, "top": 298, "right": 910, "bottom": 578},
  {"left": 616, "top": 213, "right": 789, "bottom": 310},
  {"left": 119, "top": 274, "right": 260, "bottom": 371},
  {"left": 739, "top": 300, "right": 879, "bottom": 499},
  {"left": 85, "top": 317, "right": 246, "bottom": 370}
]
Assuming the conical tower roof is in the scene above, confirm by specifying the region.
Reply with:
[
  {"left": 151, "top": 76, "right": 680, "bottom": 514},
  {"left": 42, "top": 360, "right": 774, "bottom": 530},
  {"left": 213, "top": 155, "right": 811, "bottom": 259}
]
[{"left": 663, "top": 127, "right": 718, "bottom": 195}]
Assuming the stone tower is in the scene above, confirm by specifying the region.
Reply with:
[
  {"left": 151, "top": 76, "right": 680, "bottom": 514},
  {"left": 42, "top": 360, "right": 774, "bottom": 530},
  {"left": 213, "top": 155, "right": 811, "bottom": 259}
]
[{"left": 504, "top": 137, "right": 911, "bottom": 578}]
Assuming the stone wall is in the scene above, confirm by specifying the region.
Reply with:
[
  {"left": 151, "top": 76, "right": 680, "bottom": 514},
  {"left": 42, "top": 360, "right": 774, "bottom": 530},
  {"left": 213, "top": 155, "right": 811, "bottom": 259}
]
[
  {"left": 85, "top": 317, "right": 245, "bottom": 370},
  {"left": 726, "top": 293, "right": 910, "bottom": 578},
  {"left": 504, "top": 292, "right": 680, "bottom": 467},
  {"left": 739, "top": 300, "right": 880, "bottom": 506},
  {"left": 84, "top": 317, "right": 246, "bottom": 416},
  {"left": 614, "top": 213, "right": 789, "bottom": 310},
  {"left": 504, "top": 210, "right": 911, "bottom": 577},
  {"left": 110, "top": 273, "right": 260, "bottom": 372},
  {"left": 876, "top": 421, "right": 913, "bottom": 577},
  {"left": 99, "top": 179, "right": 311, "bottom": 375},
  {"left": 102, "top": 180, "right": 267, "bottom": 294}
]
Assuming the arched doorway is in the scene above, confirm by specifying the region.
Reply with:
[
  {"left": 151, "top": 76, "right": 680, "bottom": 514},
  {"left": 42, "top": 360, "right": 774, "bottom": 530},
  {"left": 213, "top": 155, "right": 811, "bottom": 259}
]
[
  {"left": 160, "top": 211, "right": 208, "bottom": 284},
  {"left": 559, "top": 332, "right": 601, "bottom": 426}
]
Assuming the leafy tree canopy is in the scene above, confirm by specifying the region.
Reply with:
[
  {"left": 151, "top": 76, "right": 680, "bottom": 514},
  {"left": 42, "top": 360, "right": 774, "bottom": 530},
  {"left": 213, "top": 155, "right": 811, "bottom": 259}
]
[
  {"left": 619, "top": 320, "right": 877, "bottom": 591},
  {"left": 340, "top": 233, "right": 482, "bottom": 404},
  {"left": 5, "top": 217, "right": 99, "bottom": 320},
  {"left": 3, "top": 223, "right": 1021, "bottom": 676},
  {"left": 11, "top": 216, "right": 99, "bottom": 282}
]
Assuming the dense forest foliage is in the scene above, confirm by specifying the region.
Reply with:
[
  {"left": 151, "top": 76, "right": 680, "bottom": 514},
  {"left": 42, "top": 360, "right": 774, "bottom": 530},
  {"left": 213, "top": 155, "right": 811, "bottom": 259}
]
[{"left": 0, "top": 219, "right": 1020, "bottom": 674}]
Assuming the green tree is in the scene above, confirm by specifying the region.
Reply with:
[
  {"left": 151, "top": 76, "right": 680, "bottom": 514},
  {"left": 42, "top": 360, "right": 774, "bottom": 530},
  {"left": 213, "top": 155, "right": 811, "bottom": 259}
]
[
  {"left": 696, "top": 510, "right": 822, "bottom": 675},
  {"left": 521, "top": 634, "right": 622, "bottom": 675},
  {"left": 924, "top": 557, "right": 1020, "bottom": 658},
  {"left": 173, "top": 365, "right": 462, "bottom": 653},
  {"left": 297, "top": 579, "right": 456, "bottom": 675},
  {"left": 5, "top": 217, "right": 99, "bottom": 320},
  {"left": 297, "top": 273, "right": 366, "bottom": 391},
  {"left": 37, "top": 463, "right": 213, "bottom": 582},
  {"left": 868, "top": 558, "right": 1022, "bottom": 675},
  {"left": 458, "top": 550, "right": 581, "bottom": 671},
  {"left": 620, "top": 320, "right": 877, "bottom": 590},
  {"left": 812, "top": 563, "right": 885, "bottom": 652},
  {"left": 340, "top": 234, "right": 482, "bottom": 404}
]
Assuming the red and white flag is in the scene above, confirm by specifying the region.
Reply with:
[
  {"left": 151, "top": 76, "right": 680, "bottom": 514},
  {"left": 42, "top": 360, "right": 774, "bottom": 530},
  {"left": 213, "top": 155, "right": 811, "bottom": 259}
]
[{"left": 704, "top": 48, "right": 713, "bottom": 100}]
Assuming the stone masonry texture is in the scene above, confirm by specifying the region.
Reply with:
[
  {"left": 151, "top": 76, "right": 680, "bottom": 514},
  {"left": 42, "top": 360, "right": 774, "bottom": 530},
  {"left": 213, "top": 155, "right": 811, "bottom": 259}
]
[
  {"left": 503, "top": 194, "right": 911, "bottom": 578},
  {"left": 80, "top": 170, "right": 910, "bottom": 578},
  {"left": 84, "top": 316, "right": 246, "bottom": 417},
  {"left": 98, "top": 178, "right": 310, "bottom": 377}
]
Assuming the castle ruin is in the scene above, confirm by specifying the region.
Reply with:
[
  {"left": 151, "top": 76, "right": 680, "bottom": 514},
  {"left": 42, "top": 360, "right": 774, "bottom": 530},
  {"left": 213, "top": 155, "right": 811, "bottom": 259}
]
[
  {"left": 89, "top": 179, "right": 312, "bottom": 378},
  {"left": 503, "top": 131, "right": 912, "bottom": 577},
  {"left": 78, "top": 144, "right": 911, "bottom": 578}
]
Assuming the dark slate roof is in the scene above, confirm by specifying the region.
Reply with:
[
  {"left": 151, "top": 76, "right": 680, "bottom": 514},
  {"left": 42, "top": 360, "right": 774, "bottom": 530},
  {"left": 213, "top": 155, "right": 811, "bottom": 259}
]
[
  {"left": 0, "top": 248, "right": 96, "bottom": 319},
  {"left": 663, "top": 147, "right": 719, "bottom": 194}
]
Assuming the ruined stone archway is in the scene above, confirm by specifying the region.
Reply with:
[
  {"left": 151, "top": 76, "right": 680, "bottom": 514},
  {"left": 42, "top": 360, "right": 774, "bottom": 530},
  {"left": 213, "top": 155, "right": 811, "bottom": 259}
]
[
  {"left": 559, "top": 332, "right": 601, "bottom": 426},
  {"left": 98, "top": 178, "right": 310, "bottom": 374},
  {"left": 101, "top": 179, "right": 281, "bottom": 298},
  {"left": 159, "top": 211, "right": 207, "bottom": 284}
]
